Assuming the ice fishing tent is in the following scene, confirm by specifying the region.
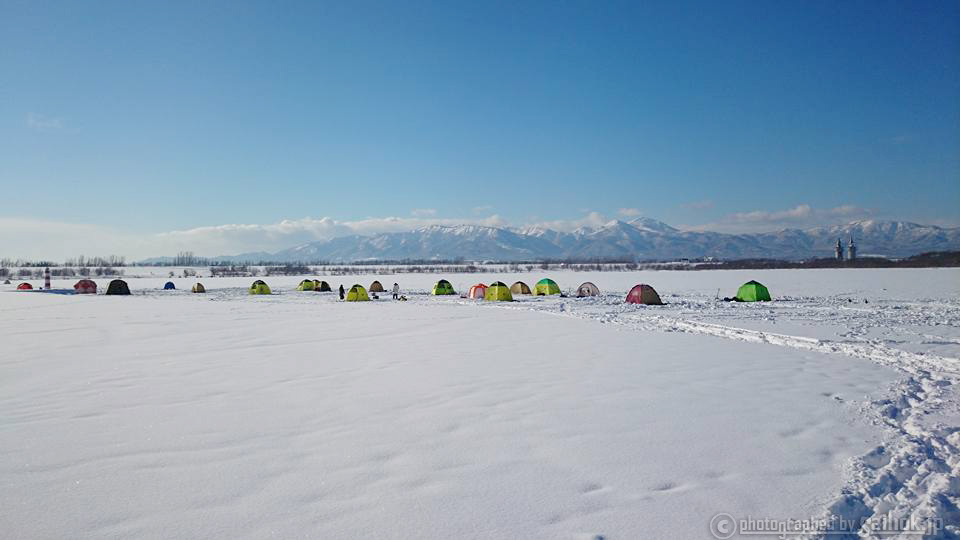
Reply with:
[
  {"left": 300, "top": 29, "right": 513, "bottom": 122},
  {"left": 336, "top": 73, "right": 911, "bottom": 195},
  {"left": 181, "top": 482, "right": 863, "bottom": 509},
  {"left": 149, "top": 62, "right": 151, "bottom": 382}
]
[
  {"left": 485, "top": 281, "right": 513, "bottom": 301},
  {"left": 468, "top": 283, "right": 487, "bottom": 299},
  {"left": 249, "top": 280, "right": 271, "bottom": 295},
  {"left": 315, "top": 280, "right": 331, "bottom": 292},
  {"left": 576, "top": 282, "right": 600, "bottom": 297},
  {"left": 3, "top": 279, "right": 11, "bottom": 284},
  {"left": 626, "top": 284, "right": 663, "bottom": 305},
  {"left": 192, "top": 283, "right": 206, "bottom": 293},
  {"left": 74, "top": 279, "right": 97, "bottom": 294},
  {"left": 432, "top": 279, "right": 456, "bottom": 295},
  {"left": 510, "top": 281, "right": 531, "bottom": 295},
  {"left": 346, "top": 284, "right": 370, "bottom": 301},
  {"left": 735, "top": 280, "right": 771, "bottom": 302},
  {"left": 296, "top": 279, "right": 316, "bottom": 291},
  {"left": 163, "top": 281, "right": 176, "bottom": 290},
  {"left": 369, "top": 281, "right": 385, "bottom": 293},
  {"left": 106, "top": 279, "right": 131, "bottom": 295},
  {"left": 534, "top": 278, "right": 561, "bottom": 295},
  {"left": 17, "top": 283, "right": 33, "bottom": 290}
]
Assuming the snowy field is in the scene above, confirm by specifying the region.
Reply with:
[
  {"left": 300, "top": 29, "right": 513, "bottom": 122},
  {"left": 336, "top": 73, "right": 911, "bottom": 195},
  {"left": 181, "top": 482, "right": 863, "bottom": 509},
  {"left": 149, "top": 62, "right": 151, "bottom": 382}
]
[{"left": 2, "top": 269, "right": 958, "bottom": 539}]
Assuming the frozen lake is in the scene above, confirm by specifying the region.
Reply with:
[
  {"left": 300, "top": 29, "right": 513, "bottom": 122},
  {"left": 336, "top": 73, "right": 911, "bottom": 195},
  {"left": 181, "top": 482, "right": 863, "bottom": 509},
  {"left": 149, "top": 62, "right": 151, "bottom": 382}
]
[{"left": 2, "top": 268, "right": 958, "bottom": 538}]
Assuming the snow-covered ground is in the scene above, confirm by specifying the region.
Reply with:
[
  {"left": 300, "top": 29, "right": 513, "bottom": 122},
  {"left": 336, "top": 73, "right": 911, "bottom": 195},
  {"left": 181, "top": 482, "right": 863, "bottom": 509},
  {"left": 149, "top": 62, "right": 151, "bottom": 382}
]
[{"left": 2, "top": 269, "right": 958, "bottom": 539}]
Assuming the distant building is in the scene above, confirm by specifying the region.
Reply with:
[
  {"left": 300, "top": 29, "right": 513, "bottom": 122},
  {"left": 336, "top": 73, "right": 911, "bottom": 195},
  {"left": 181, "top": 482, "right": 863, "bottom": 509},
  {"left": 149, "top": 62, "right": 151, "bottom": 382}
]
[
  {"left": 835, "top": 238, "right": 844, "bottom": 261},
  {"left": 848, "top": 236, "right": 857, "bottom": 260}
]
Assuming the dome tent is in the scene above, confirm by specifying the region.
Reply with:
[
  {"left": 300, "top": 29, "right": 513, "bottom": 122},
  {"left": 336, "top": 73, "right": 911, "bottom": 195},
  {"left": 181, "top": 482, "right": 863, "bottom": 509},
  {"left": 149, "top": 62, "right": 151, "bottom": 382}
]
[
  {"left": 468, "top": 283, "right": 487, "bottom": 299},
  {"left": 534, "top": 278, "right": 561, "bottom": 296},
  {"left": 485, "top": 281, "right": 513, "bottom": 301},
  {"left": 346, "top": 284, "right": 370, "bottom": 301},
  {"left": 249, "top": 280, "right": 271, "bottom": 295},
  {"left": 105, "top": 279, "right": 131, "bottom": 295},
  {"left": 17, "top": 283, "right": 33, "bottom": 290},
  {"left": 735, "top": 281, "right": 771, "bottom": 302},
  {"left": 163, "top": 281, "right": 176, "bottom": 290},
  {"left": 432, "top": 279, "right": 456, "bottom": 295},
  {"left": 626, "top": 284, "right": 663, "bottom": 305},
  {"left": 315, "top": 280, "right": 331, "bottom": 292},
  {"left": 297, "top": 279, "right": 316, "bottom": 291},
  {"left": 369, "top": 281, "right": 385, "bottom": 293},
  {"left": 74, "top": 279, "right": 97, "bottom": 294},
  {"left": 576, "top": 282, "right": 600, "bottom": 297},
  {"left": 510, "top": 281, "right": 531, "bottom": 295},
  {"left": 192, "top": 283, "right": 206, "bottom": 293}
]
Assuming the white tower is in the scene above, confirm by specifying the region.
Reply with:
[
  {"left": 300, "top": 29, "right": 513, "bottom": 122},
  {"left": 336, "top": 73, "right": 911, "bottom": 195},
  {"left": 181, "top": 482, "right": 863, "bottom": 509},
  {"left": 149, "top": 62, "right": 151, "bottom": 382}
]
[
  {"left": 848, "top": 236, "right": 857, "bottom": 260},
  {"left": 835, "top": 238, "right": 844, "bottom": 261}
]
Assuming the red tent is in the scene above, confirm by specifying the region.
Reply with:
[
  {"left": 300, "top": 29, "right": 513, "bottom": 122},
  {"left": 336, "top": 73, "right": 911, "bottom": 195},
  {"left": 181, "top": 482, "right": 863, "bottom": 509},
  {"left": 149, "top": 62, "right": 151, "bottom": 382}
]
[
  {"left": 17, "top": 283, "right": 33, "bottom": 290},
  {"left": 468, "top": 283, "right": 487, "bottom": 299},
  {"left": 74, "top": 279, "right": 97, "bottom": 294},
  {"left": 626, "top": 284, "right": 663, "bottom": 305}
]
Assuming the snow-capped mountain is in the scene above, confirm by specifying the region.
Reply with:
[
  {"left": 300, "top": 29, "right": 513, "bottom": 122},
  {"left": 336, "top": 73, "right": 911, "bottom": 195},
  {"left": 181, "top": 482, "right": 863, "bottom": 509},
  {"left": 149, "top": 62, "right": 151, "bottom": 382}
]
[{"left": 217, "top": 219, "right": 960, "bottom": 263}]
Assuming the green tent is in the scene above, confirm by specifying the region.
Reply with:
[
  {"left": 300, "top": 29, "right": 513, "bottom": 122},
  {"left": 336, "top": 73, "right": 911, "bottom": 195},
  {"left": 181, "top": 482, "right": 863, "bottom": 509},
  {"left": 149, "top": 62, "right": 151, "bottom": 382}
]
[
  {"left": 485, "top": 281, "right": 513, "bottom": 301},
  {"left": 314, "top": 280, "right": 331, "bottom": 292},
  {"left": 735, "top": 280, "right": 771, "bottom": 302},
  {"left": 534, "top": 278, "right": 561, "bottom": 296},
  {"left": 296, "top": 279, "right": 316, "bottom": 291},
  {"left": 346, "top": 284, "right": 370, "bottom": 301},
  {"left": 432, "top": 279, "right": 456, "bottom": 295},
  {"left": 249, "top": 280, "right": 272, "bottom": 295}
]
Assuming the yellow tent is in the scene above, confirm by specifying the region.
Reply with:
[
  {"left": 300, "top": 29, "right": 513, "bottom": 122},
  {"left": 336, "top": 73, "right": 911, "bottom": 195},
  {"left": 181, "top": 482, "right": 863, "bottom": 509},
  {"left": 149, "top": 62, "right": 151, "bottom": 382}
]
[
  {"left": 297, "top": 279, "right": 316, "bottom": 291},
  {"left": 249, "top": 280, "right": 271, "bottom": 295},
  {"left": 346, "top": 284, "right": 370, "bottom": 301},
  {"left": 192, "top": 283, "right": 206, "bottom": 293},
  {"left": 485, "top": 281, "right": 513, "bottom": 301}
]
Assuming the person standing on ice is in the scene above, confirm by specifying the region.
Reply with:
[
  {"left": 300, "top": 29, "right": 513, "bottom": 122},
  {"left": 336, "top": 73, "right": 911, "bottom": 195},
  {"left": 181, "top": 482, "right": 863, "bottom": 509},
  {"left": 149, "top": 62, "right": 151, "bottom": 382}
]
[
  {"left": 338, "top": 284, "right": 345, "bottom": 300},
  {"left": 392, "top": 283, "right": 399, "bottom": 300}
]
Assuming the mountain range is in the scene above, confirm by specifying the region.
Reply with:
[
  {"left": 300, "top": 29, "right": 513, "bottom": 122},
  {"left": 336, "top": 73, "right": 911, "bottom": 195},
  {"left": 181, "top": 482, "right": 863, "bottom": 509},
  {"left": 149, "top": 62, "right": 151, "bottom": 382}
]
[{"left": 176, "top": 219, "right": 960, "bottom": 263}]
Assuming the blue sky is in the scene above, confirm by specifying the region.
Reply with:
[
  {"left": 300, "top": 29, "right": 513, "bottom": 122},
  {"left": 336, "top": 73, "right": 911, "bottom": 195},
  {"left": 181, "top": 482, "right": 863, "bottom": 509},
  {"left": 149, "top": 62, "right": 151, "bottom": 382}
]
[{"left": 1, "top": 0, "right": 958, "bottom": 258}]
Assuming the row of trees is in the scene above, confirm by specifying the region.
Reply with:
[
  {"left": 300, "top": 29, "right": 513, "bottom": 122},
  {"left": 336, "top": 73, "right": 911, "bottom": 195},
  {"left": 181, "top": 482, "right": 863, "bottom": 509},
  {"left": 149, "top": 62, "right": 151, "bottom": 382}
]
[
  {"left": 1, "top": 256, "right": 126, "bottom": 268},
  {"left": 0, "top": 267, "right": 125, "bottom": 279}
]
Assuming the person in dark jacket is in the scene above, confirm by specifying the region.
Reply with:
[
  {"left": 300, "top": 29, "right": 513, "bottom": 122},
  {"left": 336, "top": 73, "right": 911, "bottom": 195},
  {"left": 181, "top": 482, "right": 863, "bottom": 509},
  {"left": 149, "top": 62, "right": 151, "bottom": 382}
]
[{"left": 339, "top": 284, "right": 345, "bottom": 300}]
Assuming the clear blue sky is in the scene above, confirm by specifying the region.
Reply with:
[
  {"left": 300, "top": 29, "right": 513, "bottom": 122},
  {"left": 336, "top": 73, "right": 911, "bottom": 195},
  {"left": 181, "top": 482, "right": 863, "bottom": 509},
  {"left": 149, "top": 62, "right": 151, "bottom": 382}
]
[{"left": 1, "top": 0, "right": 958, "bottom": 256}]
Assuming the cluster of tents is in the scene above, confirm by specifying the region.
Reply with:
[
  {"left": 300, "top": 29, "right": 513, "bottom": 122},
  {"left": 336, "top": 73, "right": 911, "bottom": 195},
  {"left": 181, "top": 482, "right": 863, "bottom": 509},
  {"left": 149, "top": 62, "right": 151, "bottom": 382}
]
[
  {"left": 9, "top": 276, "right": 773, "bottom": 304},
  {"left": 430, "top": 277, "right": 771, "bottom": 305},
  {"left": 438, "top": 278, "right": 669, "bottom": 304}
]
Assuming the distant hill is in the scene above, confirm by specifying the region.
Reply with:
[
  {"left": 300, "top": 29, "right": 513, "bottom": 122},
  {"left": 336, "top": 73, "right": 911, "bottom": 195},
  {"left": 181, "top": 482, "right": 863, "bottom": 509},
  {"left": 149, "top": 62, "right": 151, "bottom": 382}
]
[{"left": 184, "top": 219, "right": 960, "bottom": 263}]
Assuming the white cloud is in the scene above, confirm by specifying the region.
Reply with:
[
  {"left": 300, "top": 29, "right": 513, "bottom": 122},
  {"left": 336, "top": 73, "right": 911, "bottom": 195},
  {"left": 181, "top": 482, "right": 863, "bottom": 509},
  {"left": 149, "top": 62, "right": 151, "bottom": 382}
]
[
  {"left": 729, "top": 204, "right": 813, "bottom": 224},
  {"left": 686, "top": 204, "right": 873, "bottom": 233},
  {"left": 527, "top": 212, "right": 610, "bottom": 232},
  {"left": 617, "top": 208, "right": 642, "bottom": 217},
  {"left": 26, "top": 113, "right": 64, "bottom": 132}
]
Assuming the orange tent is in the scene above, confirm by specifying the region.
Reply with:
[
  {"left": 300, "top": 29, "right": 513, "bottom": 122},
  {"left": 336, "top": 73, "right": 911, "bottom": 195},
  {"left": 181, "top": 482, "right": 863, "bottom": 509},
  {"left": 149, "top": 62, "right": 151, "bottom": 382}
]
[{"left": 468, "top": 283, "right": 487, "bottom": 299}]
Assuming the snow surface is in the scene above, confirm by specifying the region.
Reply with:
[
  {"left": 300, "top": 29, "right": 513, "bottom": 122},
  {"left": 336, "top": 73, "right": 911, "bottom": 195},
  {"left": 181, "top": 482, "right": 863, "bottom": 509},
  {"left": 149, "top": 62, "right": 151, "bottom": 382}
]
[{"left": 2, "top": 269, "right": 958, "bottom": 538}]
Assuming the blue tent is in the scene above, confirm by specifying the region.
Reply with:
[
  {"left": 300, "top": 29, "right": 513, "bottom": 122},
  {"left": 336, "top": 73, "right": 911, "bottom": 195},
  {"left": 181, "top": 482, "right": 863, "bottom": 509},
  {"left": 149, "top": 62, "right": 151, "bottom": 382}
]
[{"left": 163, "top": 282, "right": 176, "bottom": 290}]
